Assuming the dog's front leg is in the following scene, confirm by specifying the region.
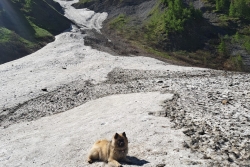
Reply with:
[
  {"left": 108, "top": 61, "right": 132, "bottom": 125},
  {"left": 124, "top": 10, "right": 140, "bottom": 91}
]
[{"left": 108, "top": 158, "right": 122, "bottom": 167}]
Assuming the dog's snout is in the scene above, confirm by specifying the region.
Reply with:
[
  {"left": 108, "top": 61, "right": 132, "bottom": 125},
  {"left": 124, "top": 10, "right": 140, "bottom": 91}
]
[{"left": 118, "top": 139, "right": 125, "bottom": 147}]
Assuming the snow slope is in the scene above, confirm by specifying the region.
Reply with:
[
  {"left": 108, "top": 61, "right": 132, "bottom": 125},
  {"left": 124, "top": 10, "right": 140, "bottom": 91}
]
[{"left": 0, "top": 92, "right": 208, "bottom": 167}]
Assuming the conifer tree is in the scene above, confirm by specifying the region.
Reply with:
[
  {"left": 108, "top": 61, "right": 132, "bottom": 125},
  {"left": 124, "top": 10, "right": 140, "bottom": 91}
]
[
  {"left": 216, "top": 0, "right": 230, "bottom": 11},
  {"left": 228, "top": 0, "right": 250, "bottom": 18},
  {"left": 164, "top": 0, "right": 191, "bottom": 33},
  {"left": 216, "top": 0, "right": 221, "bottom": 10},
  {"left": 229, "top": 0, "right": 236, "bottom": 16}
]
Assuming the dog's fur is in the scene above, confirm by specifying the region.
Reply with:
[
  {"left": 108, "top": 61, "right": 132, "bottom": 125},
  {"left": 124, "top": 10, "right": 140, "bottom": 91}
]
[{"left": 87, "top": 132, "right": 131, "bottom": 167}]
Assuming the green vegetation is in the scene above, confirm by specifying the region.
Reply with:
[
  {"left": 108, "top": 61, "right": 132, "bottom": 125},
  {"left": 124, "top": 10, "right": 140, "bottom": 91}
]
[
  {"left": 0, "top": 27, "right": 34, "bottom": 47},
  {"left": 231, "top": 30, "right": 250, "bottom": 53},
  {"left": 162, "top": 0, "right": 202, "bottom": 34},
  {"left": 0, "top": 26, "right": 37, "bottom": 64},
  {"left": 109, "top": 14, "right": 129, "bottom": 31},
  {"left": 143, "top": 0, "right": 202, "bottom": 46},
  {"left": 24, "top": 0, "right": 32, "bottom": 10},
  {"left": 28, "top": 21, "right": 53, "bottom": 39},
  {"left": 110, "top": 0, "right": 249, "bottom": 71},
  {"left": 68, "top": 0, "right": 250, "bottom": 72},
  {"left": 216, "top": 0, "right": 230, "bottom": 12},
  {"left": 214, "top": 0, "right": 250, "bottom": 19},
  {"left": 244, "top": 41, "right": 250, "bottom": 51},
  {"left": 108, "top": 0, "right": 203, "bottom": 39},
  {"left": 0, "top": 0, "right": 71, "bottom": 64},
  {"left": 224, "top": 55, "right": 244, "bottom": 71},
  {"left": 144, "top": 1, "right": 165, "bottom": 45},
  {"left": 195, "top": 0, "right": 250, "bottom": 71},
  {"left": 0, "top": 27, "right": 12, "bottom": 43},
  {"left": 164, "top": 0, "right": 190, "bottom": 33},
  {"left": 218, "top": 38, "right": 226, "bottom": 54},
  {"left": 229, "top": 0, "right": 250, "bottom": 18}
]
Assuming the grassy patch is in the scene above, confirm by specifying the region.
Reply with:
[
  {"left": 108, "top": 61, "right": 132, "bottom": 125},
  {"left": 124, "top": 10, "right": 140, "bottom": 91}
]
[
  {"left": 144, "top": 1, "right": 166, "bottom": 45},
  {"left": 28, "top": 21, "right": 53, "bottom": 39},
  {"left": 108, "top": 14, "right": 129, "bottom": 32},
  {"left": 0, "top": 27, "right": 34, "bottom": 47},
  {"left": 0, "top": 27, "right": 12, "bottom": 43},
  {"left": 129, "top": 40, "right": 179, "bottom": 63},
  {"left": 175, "top": 50, "right": 221, "bottom": 69}
]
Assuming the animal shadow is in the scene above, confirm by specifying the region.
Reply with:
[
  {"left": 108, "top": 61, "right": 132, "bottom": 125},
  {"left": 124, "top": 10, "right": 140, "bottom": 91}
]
[{"left": 122, "top": 156, "right": 149, "bottom": 166}]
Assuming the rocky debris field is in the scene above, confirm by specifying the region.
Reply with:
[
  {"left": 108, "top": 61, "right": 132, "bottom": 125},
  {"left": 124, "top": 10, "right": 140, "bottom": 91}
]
[
  {"left": 1, "top": 66, "right": 249, "bottom": 166},
  {"left": 163, "top": 71, "right": 250, "bottom": 166}
]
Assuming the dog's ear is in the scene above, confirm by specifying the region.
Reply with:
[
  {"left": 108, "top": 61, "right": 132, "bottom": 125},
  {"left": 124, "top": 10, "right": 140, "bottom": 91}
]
[
  {"left": 114, "top": 133, "right": 119, "bottom": 139},
  {"left": 122, "top": 132, "right": 126, "bottom": 137}
]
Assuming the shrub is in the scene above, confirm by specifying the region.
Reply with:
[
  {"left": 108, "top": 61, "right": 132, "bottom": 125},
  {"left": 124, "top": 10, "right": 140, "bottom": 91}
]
[
  {"left": 224, "top": 55, "right": 244, "bottom": 71},
  {"left": 244, "top": 40, "right": 250, "bottom": 51},
  {"left": 218, "top": 38, "right": 226, "bottom": 54},
  {"left": 161, "top": 0, "right": 202, "bottom": 34}
]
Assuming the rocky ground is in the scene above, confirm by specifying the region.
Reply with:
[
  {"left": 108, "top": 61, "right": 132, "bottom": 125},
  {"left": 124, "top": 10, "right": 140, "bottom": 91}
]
[{"left": 163, "top": 71, "right": 250, "bottom": 166}]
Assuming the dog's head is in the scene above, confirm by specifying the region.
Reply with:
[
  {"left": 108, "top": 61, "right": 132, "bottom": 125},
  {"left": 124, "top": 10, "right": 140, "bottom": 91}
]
[{"left": 112, "top": 132, "right": 128, "bottom": 148}]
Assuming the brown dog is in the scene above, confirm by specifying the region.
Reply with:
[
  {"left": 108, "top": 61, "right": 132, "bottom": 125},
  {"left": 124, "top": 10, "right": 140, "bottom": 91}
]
[{"left": 87, "top": 132, "right": 131, "bottom": 167}]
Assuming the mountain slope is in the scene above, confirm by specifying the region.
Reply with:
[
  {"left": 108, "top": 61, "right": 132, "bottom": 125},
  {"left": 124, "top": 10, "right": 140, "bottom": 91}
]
[
  {"left": 73, "top": 0, "right": 250, "bottom": 72},
  {"left": 0, "top": 0, "right": 71, "bottom": 64}
]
